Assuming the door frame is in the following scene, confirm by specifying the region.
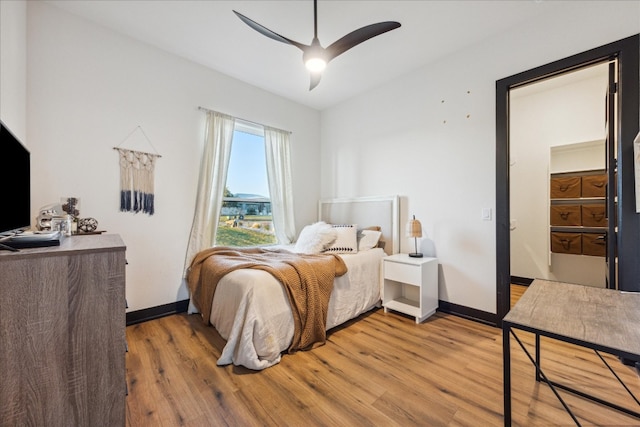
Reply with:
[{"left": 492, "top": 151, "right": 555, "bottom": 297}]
[{"left": 495, "top": 34, "right": 639, "bottom": 323}]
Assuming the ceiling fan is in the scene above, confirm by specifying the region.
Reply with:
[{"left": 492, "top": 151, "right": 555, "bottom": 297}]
[{"left": 233, "top": 0, "right": 401, "bottom": 91}]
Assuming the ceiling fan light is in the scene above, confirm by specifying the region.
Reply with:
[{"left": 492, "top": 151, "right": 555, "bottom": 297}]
[{"left": 305, "top": 57, "right": 326, "bottom": 73}]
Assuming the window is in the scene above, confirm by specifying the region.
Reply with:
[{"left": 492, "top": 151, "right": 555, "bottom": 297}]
[{"left": 215, "top": 121, "right": 276, "bottom": 247}]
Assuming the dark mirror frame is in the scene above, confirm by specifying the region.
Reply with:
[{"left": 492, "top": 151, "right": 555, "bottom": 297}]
[{"left": 495, "top": 34, "right": 640, "bottom": 324}]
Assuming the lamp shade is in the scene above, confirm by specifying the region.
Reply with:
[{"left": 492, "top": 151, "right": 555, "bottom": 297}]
[{"left": 407, "top": 216, "right": 422, "bottom": 238}]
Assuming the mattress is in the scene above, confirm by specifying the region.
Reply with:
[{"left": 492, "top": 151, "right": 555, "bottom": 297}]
[{"left": 209, "top": 247, "right": 385, "bottom": 370}]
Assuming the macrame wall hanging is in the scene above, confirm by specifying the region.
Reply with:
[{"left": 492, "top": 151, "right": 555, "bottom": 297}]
[{"left": 113, "top": 126, "right": 161, "bottom": 215}]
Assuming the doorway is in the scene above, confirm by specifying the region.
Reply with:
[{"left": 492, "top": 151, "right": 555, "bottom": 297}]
[
  {"left": 495, "top": 34, "right": 639, "bottom": 322},
  {"left": 510, "top": 63, "right": 611, "bottom": 288}
]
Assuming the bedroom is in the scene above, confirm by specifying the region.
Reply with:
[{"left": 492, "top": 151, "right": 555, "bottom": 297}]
[
  {"left": 1, "top": 0, "right": 639, "bottom": 425},
  {"left": 3, "top": 0, "right": 637, "bottom": 324}
]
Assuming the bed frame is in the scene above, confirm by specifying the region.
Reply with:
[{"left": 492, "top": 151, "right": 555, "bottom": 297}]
[{"left": 318, "top": 195, "right": 400, "bottom": 255}]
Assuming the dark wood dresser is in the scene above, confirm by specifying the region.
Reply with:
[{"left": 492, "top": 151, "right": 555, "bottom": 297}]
[{"left": 0, "top": 234, "right": 126, "bottom": 427}]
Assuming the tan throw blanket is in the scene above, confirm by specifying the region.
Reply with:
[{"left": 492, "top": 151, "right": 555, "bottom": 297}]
[{"left": 187, "top": 247, "right": 348, "bottom": 352}]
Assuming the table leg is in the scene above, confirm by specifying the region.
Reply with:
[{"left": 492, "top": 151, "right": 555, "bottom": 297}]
[
  {"left": 503, "top": 324, "right": 511, "bottom": 426},
  {"left": 535, "top": 333, "right": 541, "bottom": 381},
  {"left": 510, "top": 329, "right": 582, "bottom": 426}
]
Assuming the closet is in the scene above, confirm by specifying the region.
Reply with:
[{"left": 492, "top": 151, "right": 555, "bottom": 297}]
[{"left": 546, "top": 140, "right": 609, "bottom": 287}]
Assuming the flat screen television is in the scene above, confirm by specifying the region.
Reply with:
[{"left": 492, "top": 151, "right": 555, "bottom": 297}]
[{"left": 0, "top": 120, "right": 31, "bottom": 237}]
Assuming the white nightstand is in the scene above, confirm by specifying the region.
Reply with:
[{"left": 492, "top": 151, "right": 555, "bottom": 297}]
[{"left": 382, "top": 254, "right": 438, "bottom": 323}]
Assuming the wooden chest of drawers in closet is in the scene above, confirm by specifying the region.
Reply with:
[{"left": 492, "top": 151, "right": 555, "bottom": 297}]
[{"left": 549, "top": 170, "right": 608, "bottom": 257}]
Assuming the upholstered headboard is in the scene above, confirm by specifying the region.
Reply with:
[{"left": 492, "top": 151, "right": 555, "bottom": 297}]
[{"left": 318, "top": 195, "right": 400, "bottom": 255}]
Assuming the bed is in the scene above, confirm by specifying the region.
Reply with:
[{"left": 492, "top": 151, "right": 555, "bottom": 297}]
[{"left": 187, "top": 195, "right": 400, "bottom": 370}]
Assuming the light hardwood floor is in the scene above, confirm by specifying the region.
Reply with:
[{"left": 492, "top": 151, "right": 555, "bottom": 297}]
[
  {"left": 511, "top": 284, "right": 527, "bottom": 308},
  {"left": 125, "top": 298, "right": 640, "bottom": 426}
]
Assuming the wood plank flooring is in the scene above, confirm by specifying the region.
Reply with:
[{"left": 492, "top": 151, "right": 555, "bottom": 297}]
[
  {"left": 511, "top": 284, "right": 527, "bottom": 308},
  {"left": 126, "top": 296, "right": 640, "bottom": 426}
]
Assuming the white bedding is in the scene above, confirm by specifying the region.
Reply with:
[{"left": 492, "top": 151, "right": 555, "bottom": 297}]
[{"left": 209, "top": 247, "right": 385, "bottom": 370}]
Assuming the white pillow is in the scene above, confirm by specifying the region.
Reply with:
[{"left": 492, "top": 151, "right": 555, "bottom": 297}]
[
  {"left": 358, "top": 229, "right": 382, "bottom": 251},
  {"left": 324, "top": 224, "right": 358, "bottom": 254},
  {"left": 293, "top": 221, "right": 336, "bottom": 254}
]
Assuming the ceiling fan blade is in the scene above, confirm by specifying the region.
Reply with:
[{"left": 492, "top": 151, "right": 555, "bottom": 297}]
[
  {"left": 233, "top": 10, "right": 308, "bottom": 51},
  {"left": 309, "top": 73, "right": 322, "bottom": 91},
  {"left": 325, "top": 21, "right": 401, "bottom": 61}
]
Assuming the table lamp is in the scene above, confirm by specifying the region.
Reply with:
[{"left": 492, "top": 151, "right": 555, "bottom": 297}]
[{"left": 408, "top": 215, "right": 423, "bottom": 258}]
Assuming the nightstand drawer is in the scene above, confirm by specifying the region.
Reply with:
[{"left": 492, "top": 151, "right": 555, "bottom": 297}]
[{"left": 384, "top": 261, "right": 421, "bottom": 286}]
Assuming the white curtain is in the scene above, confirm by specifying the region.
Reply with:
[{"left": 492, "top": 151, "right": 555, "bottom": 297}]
[
  {"left": 265, "top": 126, "right": 297, "bottom": 244},
  {"left": 183, "top": 111, "right": 235, "bottom": 275}
]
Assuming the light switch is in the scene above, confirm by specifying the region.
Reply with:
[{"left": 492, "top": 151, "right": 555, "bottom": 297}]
[{"left": 482, "top": 208, "right": 492, "bottom": 221}]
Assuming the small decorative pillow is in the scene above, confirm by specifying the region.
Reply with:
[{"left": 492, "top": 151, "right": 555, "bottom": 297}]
[
  {"left": 293, "top": 221, "right": 336, "bottom": 254},
  {"left": 358, "top": 229, "right": 383, "bottom": 251},
  {"left": 324, "top": 224, "right": 358, "bottom": 254}
]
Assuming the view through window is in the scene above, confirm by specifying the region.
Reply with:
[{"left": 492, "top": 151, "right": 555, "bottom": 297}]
[{"left": 215, "top": 123, "right": 276, "bottom": 247}]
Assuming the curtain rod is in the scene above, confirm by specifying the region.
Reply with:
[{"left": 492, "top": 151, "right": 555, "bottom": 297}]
[{"left": 197, "top": 106, "right": 291, "bottom": 135}]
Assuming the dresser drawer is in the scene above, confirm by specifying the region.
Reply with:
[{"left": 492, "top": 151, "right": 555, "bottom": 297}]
[
  {"left": 384, "top": 261, "right": 421, "bottom": 286},
  {"left": 581, "top": 174, "right": 607, "bottom": 197},
  {"left": 550, "top": 205, "right": 581, "bottom": 226},
  {"left": 582, "top": 232, "right": 606, "bottom": 257},
  {"left": 550, "top": 176, "right": 581, "bottom": 198},
  {"left": 582, "top": 204, "right": 607, "bottom": 227},
  {"left": 550, "top": 232, "right": 582, "bottom": 255}
]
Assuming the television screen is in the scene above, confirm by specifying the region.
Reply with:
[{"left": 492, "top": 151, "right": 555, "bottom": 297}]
[{"left": 0, "top": 120, "right": 31, "bottom": 236}]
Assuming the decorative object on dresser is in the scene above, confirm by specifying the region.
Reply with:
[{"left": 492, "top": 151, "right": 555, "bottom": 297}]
[
  {"left": 0, "top": 234, "right": 127, "bottom": 426},
  {"left": 61, "top": 196, "right": 80, "bottom": 218},
  {"left": 50, "top": 215, "right": 72, "bottom": 236},
  {"left": 37, "top": 202, "right": 103, "bottom": 235},
  {"left": 36, "top": 203, "right": 65, "bottom": 231},
  {"left": 407, "top": 215, "right": 423, "bottom": 258},
  {"left": 78, "top": 217, "right": 99, "bottom": 233},
  {"left": 383, "top": 254, "right": 438, "bottom": 323},
  {"left": 61, "top": 196, "right": 80, "bottom": 233}
]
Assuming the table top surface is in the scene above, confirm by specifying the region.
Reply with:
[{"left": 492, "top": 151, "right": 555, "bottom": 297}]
[
  {"left": 0, "top": 233, "right": 125, "bottom": 260},
  {"left": 384, "top": 253, "right": 437, "bottom": 265},
  {"left": 504, "top": 279, "right": 640, "bottom": 358}
]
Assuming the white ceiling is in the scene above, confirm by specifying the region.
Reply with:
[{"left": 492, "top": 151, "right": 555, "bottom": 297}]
[
  {"left": 46, "top": 0, "right": 574, "bottom": 111},
  {"left": 511, "top": 61, "right": 610, "bottom": 99}
]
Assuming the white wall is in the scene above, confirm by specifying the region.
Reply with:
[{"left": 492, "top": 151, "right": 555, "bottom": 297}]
[
  {"left": 510, "top": 71, "right": 608, "bottom": 287},
  {"left": 26, "top": 2, "right": 321, "bottom": 312},
  {"left": 320, "top": 1, "right": 639, "bottom": 314},
  {"left": 0, "top": 0, "right": 27, "bottom": 140}
]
